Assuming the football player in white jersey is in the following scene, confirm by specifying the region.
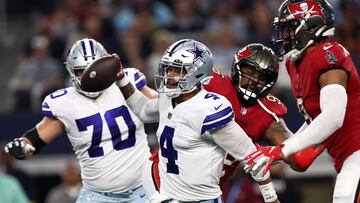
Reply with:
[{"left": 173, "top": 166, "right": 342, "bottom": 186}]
[
  {"left": 4, "top": 38, "right": 155, "bottom": 203},
  {"left": 116, "top": 39, "right": 280, "bottom": 203}
]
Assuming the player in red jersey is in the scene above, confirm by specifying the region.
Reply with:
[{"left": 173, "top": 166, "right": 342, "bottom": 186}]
[
  {"left": 245, "top": 1, "right": 360, "bottom": 202},
  {"left": 205, "top": 43, "right": 323, "bottom": 192}
]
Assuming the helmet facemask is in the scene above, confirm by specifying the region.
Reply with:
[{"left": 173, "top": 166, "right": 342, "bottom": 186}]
[
  {"left": 155, "top": 39, "right": 214, "bottom": 98},
  {"left": 271, "top": 0, "right": 335, "bottom": 61},
  {"left": 65, "top": 38, "right": 108, "bottom": 98},
  {"left": 155, "top": 62, "right": 192, "bottom": 98},
  {"left": 232, "top": 61, "right": 277, "bottom": 106}
]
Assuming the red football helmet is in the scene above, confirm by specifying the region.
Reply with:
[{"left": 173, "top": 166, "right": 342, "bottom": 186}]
[{"left": 271, "top": 0, "right": 335, "bottom": 60}]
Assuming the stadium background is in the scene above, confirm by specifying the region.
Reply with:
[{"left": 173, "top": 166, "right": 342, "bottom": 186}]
[{"left": 0, "top": 0, "right": 359, "bottom": 202}]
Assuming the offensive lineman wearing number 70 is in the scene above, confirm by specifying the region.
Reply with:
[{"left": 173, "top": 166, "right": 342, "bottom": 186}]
[{"left": 4, "top": 38, "right": 152, "bottom": 202}]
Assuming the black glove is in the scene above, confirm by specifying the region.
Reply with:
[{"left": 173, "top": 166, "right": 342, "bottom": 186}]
[{"left": 4, "top": 138, "right": 35, "bottom": 160}]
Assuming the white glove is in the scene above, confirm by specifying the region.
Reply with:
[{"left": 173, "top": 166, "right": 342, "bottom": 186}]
[
  {"left": 4, "top": 137, "right": 35, "bottom": 160},
  {"left": 243, "top": 155, "right": 270, "bottom": 182}
]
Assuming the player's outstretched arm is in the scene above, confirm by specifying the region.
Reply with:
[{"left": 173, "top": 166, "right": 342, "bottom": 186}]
[
  {"left": 4, "top": 117, "right": 65, "bottom": 160},
  {"left": 116, "top": 70, "right": 159, "bottom": 123},
  {"left": 264, "top": 119, "right": 324, "bottom": 172},
  {"left": 212, "top": 121, "right": 280, "bottom": 203},
  {"left": 281, "top": 69, "right": 348, "bottom": 158}
]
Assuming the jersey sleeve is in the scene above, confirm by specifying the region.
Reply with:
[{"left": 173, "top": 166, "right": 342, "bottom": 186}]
[
  {"left": 200, "top": 93, "right": 234, "bottom": 135},
  {"left": 41, "top": 88, "right": 69, "bottom": 119},
  {"left": 123, "top": 67, "right": 147, "bottom": 90},
  {"left": 315, "top": 42, "right": 352, "bottom": 73},
  {"left": 41, "top": 99, "right": 55, "bottom": 118},
  {"left": 260, "top": 94, "right": 287, "bottom": 118},
  {"left": 41, "top": 95, "right": 58, "bottom": 118}
]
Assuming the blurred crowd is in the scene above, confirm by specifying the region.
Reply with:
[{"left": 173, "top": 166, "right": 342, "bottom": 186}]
[
  {"left": 6, "top": 0, "right": 360, "bottom": 113},
  {"left": 1, "top": 0, "right": 360, "bottom": 202}
]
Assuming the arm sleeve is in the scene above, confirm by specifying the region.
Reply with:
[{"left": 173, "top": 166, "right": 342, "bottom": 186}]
[
  {"left": 282, "top": 84, "right": 347, "bottom": 157},
  {"left": 295, "top": 122, "right": 308, "bottom": 135},
  {"left": 282, "top": 122, "right": 308, "bottom": 146},
  {"left": 212, "top": 121, "right": 256, "bottom": 160},
  {"left": 126, "top": 89, "right": 159, "bottom": 123}
]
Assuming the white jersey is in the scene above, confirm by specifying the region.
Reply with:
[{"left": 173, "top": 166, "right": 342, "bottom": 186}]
[
  {"left": 41, "top": 84, "right": 150, "bottom": 193},
  {"left": 157, "top": 89, "right": 234, "bottom": 201}
]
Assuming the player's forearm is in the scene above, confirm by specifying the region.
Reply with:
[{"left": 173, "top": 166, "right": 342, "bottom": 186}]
[
  {"left": 126, "top": 88, "right": 159, "bottom": 123},
  {"left": 288, "top": 145, "right": 324, "bottom": 172},
  {"left": 282, "top": 84, "right": 347, "bottom": 157},
  {"left": 117, "top": 78, "right": 136, "bottom": 99},
  {"left": 212, "top": 121, "right": 256, "bottom": 160}
]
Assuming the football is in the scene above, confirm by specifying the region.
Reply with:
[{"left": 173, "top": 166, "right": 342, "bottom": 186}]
[{"left": 80, "top": 54, "right": 121, "bottom": 92}]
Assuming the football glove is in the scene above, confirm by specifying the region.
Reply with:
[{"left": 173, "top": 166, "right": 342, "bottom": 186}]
[
  {"left": 244, "top": 144, "right": 284, "bottom": 176},
  {"left": 4, "top": 137, "right": 35, "bottom": 160}
]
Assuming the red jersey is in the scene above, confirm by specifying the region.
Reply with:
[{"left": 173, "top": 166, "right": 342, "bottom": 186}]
[
  {"left": 286, "top": 41, "right": 360, "bottom": 172},
  {"left": 205, "top": 69, "right": 287, "bottom": 142},
  {"left": 204, "top": 69, "right": 287, "bottom": 189}
]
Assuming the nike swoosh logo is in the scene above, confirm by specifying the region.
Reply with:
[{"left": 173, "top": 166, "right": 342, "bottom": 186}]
[
  {"left": 140, "top": 194, "right": 146, "bottom": 198},
  {"left": 323, "top": 45, "right": 333, "bottom": 50},
  {"left": 214, "top": 104, "right": 223, "bottom": 111}
]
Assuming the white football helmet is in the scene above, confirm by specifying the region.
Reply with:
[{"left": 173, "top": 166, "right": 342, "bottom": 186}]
[
  {"left": 65, "top": 38, "right": 108, "bottom": 98},
  {"left": 155, "top": 39, "right": 214, "bottom": 98}
]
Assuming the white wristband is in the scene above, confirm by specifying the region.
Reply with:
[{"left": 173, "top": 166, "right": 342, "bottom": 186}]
[
  {"left": 259, "top": 182, "right": 278, "bottom": 202},
  {"left": 115, "top": 76, "right": 130, "bottom": 87}
]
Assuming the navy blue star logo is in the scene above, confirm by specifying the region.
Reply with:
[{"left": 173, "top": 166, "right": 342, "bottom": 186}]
[{"left": 187, "top": 45, "right": 206, "bottom": 62}]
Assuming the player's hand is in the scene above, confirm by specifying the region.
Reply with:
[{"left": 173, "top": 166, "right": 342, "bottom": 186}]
[
  {"left": 113, "top": 53, "right": 125, "bottom": 80},
  {"left": 290, "top": 144, "right": 324, "bottom": 172},
  {"left": 4, "top": 138, "right": 35, "bottom": 160},
  {"left": 244, "top": 144, "right": 284, "bottom": 176}
]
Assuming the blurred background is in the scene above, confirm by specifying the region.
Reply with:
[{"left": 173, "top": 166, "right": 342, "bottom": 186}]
[{"left": 0, "top": 0, "right": 359, "bottom": 202}]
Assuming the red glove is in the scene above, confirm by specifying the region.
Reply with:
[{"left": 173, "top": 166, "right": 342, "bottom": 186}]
[
  {"left": 244, "top": 144, "right": 284, "bottom": 176},
  {"left": 290, "top": 144, "right": 325, "bottom": 172}
]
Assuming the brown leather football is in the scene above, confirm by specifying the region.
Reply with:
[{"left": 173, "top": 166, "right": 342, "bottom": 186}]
[{"left": 80, "top": 55, "right": 120, "bottom": 92}]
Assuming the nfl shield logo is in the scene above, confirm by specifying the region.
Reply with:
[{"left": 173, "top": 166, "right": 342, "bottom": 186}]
[
  {"left": 240, "top": 108, "right": 247, "bottom": 115},
  {"left": 168, "top": 113, "right": 172, "bottom": 119}
]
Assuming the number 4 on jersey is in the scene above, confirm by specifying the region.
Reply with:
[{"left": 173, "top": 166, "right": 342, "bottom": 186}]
[{"left": 160, "top": 126, "right": 179, "bottom": 174}]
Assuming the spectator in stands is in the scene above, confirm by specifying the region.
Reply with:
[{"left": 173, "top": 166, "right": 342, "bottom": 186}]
[
  {"left": 335, "top": 0, "right": 360, "bottom": 72},
  {"left": 9, "top": 35, "right": 64, "bottom": 112},
  {"left": 146, "top": 29, "right": 175, "bottom": 88},
  {"left": 0, "top": 150, "right": 36, "bottom": 201},
  {"left": 0, "top": 158, "right": 28, "bottom": 203},
  {"left": 45, "top": 161, "right": 81, "bottom": 203}
]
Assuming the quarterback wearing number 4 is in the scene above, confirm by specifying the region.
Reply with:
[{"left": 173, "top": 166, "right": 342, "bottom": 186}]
[
  {"left": 245, "top": 0, "right": 360, "bottom": 203},
  {"left": 4, "top": 38, "right": 155, "bottom": 202},
  {"left": 144, "top": 43, "right": 325, "bottom": 200},
  {"left": 117, "top": 39, "right": 280, "bottom": 203}
]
